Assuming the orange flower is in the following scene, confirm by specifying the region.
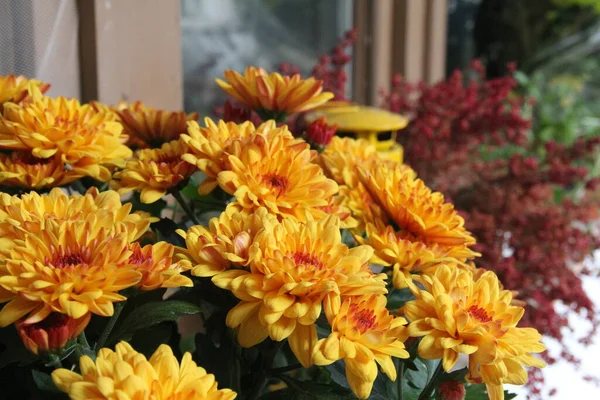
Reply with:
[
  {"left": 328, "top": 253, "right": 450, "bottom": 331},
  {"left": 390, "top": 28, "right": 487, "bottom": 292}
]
[
  {"left": 179, "top": 206, "right": 277, "bottom": 278},
  {"left": 111, "top": 138, "right": 197, "bottom": 203},
  {"left": 181, "top": 118, "right": 294, "bottom": 194},
  {"left": 313, "top": 295, "right": 409, "bottom": 399},
  {"left": 217, "top": 133, "right": 338, "bottom": 221},
  {"left": 318, "top": 136, "right": 408, "bottom": 230},
  {"left": 0, "top": 216, "right": 141, "bottom": 326},
  {"left": 359, "top": 164, "right": 476, "bottom": 250},
  {"left": 114, "top": 100, "right": 199, "bottom": 148},
  {"left": 404, "top": 265, "right": 546, "bottom": 400},
  {"left": 52, "top": 342, "right": 237, "bottom": 400},
  {"left": 16, "top": 312, "right": 90, "bottom": 355},
  {"left": 0, "top": 151, "right": 83, "bottom": 190},
  {"left": 356, "top": 163, "right": 480, "bottom": 286},
  {"left": 127, "top": 241, "right": 193, "bottom": 291},
  {"left": 0, "top": 188, "right": 153, "bottom": 256},
  {"left": 216, "top": 67, "right": 334, "bottom": 117},
  {"left": 356, "top": 222, "right": 474, "bottom": 288},
  {"left": 213, "top": 216, "right": 386, "bottom": 367},
  {"left": 0, "top": 85, "right": 131, "bottom": 180},
  {"left": 317, "top": 195, "right": 358, "bottom": 229},
  {"left": 0, "top": 75, "right": 49, "bottom": 106}
]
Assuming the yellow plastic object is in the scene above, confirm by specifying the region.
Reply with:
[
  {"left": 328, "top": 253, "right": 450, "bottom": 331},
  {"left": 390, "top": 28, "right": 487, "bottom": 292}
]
[{"left": 306, "top": 104, "right": 408, "bottom": 158}]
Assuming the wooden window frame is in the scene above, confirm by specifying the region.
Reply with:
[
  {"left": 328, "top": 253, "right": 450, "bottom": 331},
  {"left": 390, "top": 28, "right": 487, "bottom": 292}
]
[
  {"left": 76, "top": 1, "right": 447, "bottom": 109},
  {"left": 353, "top": 0, "right": 448, "bottom": 105}
]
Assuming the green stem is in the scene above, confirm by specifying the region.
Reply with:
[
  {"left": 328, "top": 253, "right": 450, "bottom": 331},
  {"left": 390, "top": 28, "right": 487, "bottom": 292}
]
[
  {"left": 71, "top": 179, "right": 88, "bottom": 194},
  {"left": 96, "top": 301, "right": 125, "bottom": 350},
  {"left": 78, "top": 332, "right": 91, "bottom": 349},
  {"left": 249, "top": 341, "right": 283, "bottom": 400},
  {"left": 172, "top": 191, "right": 201, "bottom": 225},
  {"left": 417, "top": 363, "right": 445, "bottom": 400},
  {"left": 268, "top": 363, "right": 302, "bottom": 375},
  {"left": 47, "top": 354, "right": 63, "bottom": 369},
  {"left": 398, "top": 362, "right": 405, "bottom": 400}
]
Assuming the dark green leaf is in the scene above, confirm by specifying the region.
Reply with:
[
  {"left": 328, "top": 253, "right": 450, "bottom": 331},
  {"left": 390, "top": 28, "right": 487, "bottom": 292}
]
[
  {"left": 152, "top": 218, "right": 186, "bottom": 246},
  {"left": 263, "top": 374, "right": 355, "bottom": 400},
  {"left": 465, "top": 383, "right": 518, "bottom": 400},
  {"left": 108, "top": 300, "right": 201, "bottom": 345},
  {"left": 387, "top": 287, "right": 415, "bottom": 310},
  {"left": 129, "top": 323, "right": 173, "bottom": 358},
  {"left": 32, "top": 370, "right": 61, "bottom": 393},
  {"left": 128, "top": 192, "right": 167, "bottom": 218},
  {"left": 325, "top": 360, "right": 350, "bottom": 389}
]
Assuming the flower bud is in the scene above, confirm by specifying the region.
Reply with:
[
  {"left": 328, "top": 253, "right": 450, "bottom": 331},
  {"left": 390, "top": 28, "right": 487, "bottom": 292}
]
[
  {"left": 305, "top": 117, "right": 337, "bottom": 147},
  {"left": 438, "top": 381, "right": 466, "bottom": 400},
  {"left": 16, "top": 313, "right": 90, "bottom": 355}
]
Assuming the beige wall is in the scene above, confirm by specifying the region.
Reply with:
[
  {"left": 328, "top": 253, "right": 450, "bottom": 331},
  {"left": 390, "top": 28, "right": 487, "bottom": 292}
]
[{"left": 79, "top": 0, "right": 183, "bottom": 110}]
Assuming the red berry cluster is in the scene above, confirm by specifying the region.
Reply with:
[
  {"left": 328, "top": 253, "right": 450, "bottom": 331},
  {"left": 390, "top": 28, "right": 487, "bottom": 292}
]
[
  {"left": 381, "top": 60, "right": 600, "bottom": 397},
  {"left": 308, "top": 28, "right": 357, "bottom": 101}
]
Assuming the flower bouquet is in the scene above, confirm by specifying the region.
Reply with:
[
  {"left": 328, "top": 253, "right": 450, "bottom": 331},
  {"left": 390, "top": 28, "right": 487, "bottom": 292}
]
[{"left": 0, "top": 68, "right": 544, "bottom": 400}]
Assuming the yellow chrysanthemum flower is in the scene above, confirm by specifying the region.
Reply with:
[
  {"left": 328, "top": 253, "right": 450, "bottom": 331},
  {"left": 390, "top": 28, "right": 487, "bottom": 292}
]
[
  {"left": 52, "top": 341, "right": 237, "bottom": 400},
  {"left": 313, "top": 295, "right": 409, "bottom": 399},
  {"left": 0, "top": 75, "right": 49, "bottom": 105},
  {"left": 128, "top": 241, "right": 193, "bottom": 291},
  {"left": 217, "top": 133, "right": 338, "bottom": 221},
  {"left": 0, "top": 152, "right": 83, "bottom": 190},
  {"left": 360, "top": 164, "right": 475, "bottom": 250},
  {"left": 356, "top": 163, "right": 480, "bottom": 286},
  {"left": 356, "top": 223, "right": 475, "bottom": 288},
  {"left": 0, "top": 86, "right": 131, "bottom": 180},
  {"left": 112, "top": 100, "right": 199, "bottom": 149},
  {"left": 111, "top": 138, "right": 198, "bottom": 203},
  {"left": 213, "top": 216, "right": 387, "bottom": 367},
  {"left": 319, "top": 136, "right": 384, "bottom": 188},
  {"left": 318, "top": 137, "right": 409, "bottom": 231},
  {"left": 403, "top": 265, "right": 546, "bottom": 400},
  {"left": 0, "top": 216, "right": 141, "bottom": 326},
  {"left": 216, "top": 67, "right": 334, "bottom": 117},
  {"left": 0, "top": 188, "right": 153, "bottom": 255},
  {"left": 178, "top": 206, "right": 278, "bottom": 278},
  {"left": 181, "top": 118, "right": 294, "bottom": 194},
  {"left": 317, "top": 194, "right": 359, "bottom": 229}
]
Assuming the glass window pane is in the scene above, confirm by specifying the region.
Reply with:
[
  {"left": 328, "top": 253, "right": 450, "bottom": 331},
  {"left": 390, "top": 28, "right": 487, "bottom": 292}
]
[{"left": 181, "top": 0, "right": 354, "bottom": 114}]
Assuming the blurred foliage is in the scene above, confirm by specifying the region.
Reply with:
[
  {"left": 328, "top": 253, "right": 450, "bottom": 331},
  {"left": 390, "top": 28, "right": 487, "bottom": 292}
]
[
  {"left": 473, "top": 0, "right": 600, "bottom": 76},
  {"left": 553, "top": 0, "right": 600, "bottom": 12},
  {"left": 516, "top": 67, "right": 600, "bottom": 151}
]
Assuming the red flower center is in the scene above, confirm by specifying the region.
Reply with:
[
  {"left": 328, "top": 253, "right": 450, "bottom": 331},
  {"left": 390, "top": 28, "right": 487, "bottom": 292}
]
[
  {"left": 129, "top": 245, "right": 151, "bottom": 265},
  {"left": 467, "top": 305, "right": 492, "bottom": 323},
  {"left": 292, "top": 252, "right": 324, "bottom": 269},
  {"left": 13, "top": 152, "right": 51, "bottom": 166},
  {"left": 264, "top": 174, "right": 288, "bottom": 192},
  {"left": 27, "top": 313, "right": 69, "bottom": 332},
  {"left": 154, "top": 154, "right": 181, "bottom": 167},
  {"left": 349, "top": 304, "right": 377, "bottom": 333},
  {"left": 47, "top": 245, "right": 89, "bottom": 269}
]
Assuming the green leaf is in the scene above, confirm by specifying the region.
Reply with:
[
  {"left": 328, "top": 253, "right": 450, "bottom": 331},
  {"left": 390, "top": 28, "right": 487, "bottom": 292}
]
[
  {"left": 128, "top": 192, "right": 167, "bottom": 218},
  {"left": 152, "top": 218, "right": 186, "bottom": 246},
  {"left": 108, "top": 300, "right": 201, "bottom": 345},
  {"left": 32, "top": 370, "right": 61, "bottom": 393},
  {"left": 465, "top": 383, "right": 488, "bottom": 400},
  {"left": 263, "top": 374, "right": 355, "bottom": 400},
  {"left": 464, "top": 383, "right": 517, "bottom": 400},
  {"left": 325, "top": 360, "right": 350, "bottom": 389},
  {"left": 387, "top": 288, "right": 415, "bottom": 310}
]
